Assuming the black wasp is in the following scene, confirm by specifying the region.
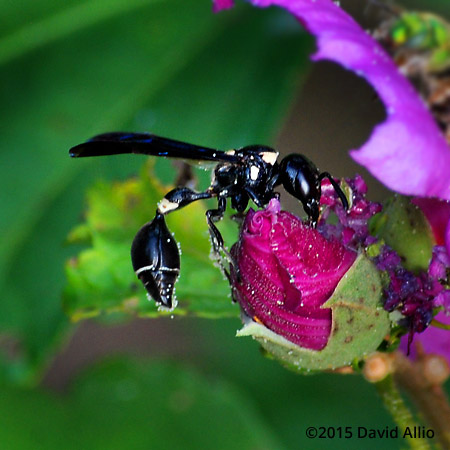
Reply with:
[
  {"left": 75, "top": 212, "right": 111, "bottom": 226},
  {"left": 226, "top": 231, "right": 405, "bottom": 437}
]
[{"left": 70, "top": 132, "right": 348, "bottom": 309}]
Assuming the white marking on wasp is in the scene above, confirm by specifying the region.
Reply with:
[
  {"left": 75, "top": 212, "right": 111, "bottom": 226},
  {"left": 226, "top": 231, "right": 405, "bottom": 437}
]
[
  {"left": 160, "top": 267, "right": 180, "bottom": 273},
  {"left": 250, "top": 165, "right": 260, "bottom": 181},
  {"left": 260, "top": 151, "right": 279, "bottom": 166},
  {"left": 135, "top": 265, "right": 179, "bottom": 275},
  {"left": 135, "top": 265, "right": 154, "bottom": 275},
  {"left": 158, "top": 198, "right": 179, "bottom": 213},
  {"left": 225, "top": 150, "right": 236, "bottom": 156}
]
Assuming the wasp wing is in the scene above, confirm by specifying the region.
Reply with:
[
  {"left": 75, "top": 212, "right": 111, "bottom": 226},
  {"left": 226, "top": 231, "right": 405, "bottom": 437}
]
[{"left": 69, "top": 132, "right": 239, "bottom": 163}]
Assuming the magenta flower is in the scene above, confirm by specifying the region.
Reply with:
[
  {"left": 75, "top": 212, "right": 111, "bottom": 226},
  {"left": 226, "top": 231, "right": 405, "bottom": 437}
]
[
  {"left": 212, "top": 0, "right": 234, "bottom": 12},
  {"left": 413, "top": 197, "right": 450, "bottom": 251},
  {"left": 398, "top": 201, "right": 450, "bottom": 362},
  {"left": 400, "top": 312, "right": 450, "bottom": 361},
  {"left": 398, "top": 245, "right": 450, "bottom": 360},
  {"left": 231, "top": 198, "right": 357, "bottom": 350},
  {"left": 319, "top": 174, "right": 382, "bottom": 249}
]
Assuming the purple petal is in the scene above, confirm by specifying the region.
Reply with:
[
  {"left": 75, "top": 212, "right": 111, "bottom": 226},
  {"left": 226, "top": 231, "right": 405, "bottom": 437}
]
[
  {"left": 434, "top": 291, "right": 450, "bottom": 313},
  {"left": 429, "top": 247, "right": 450, "bottom": 284},
  {"left": 245, "top": 0, "right": 450, "bottom": 200},
  {"left": 212, "top": 0, "right": 234, "bottom": 13},
  {"left": 413, "top": 198, "right": 450, "bottom": 257},
  {"left": 413, "top": 198, "right": 450, "bottom": 245},
  {"left": 400, "top": 311, "right": 450, "bottom": 364},
  {"left": 213, "top": 0, "right": 450, "bottom": 199},
  {"left": 447, "top": 220, "right": 450, "bottom": 257}
]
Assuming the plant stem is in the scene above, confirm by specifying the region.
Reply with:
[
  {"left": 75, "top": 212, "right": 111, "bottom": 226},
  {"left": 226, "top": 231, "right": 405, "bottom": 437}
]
[
  {"left": 393, "top": 352, "right": 450, "bottom": 449},
  {"left": 430, "top": 319, "right": 450, "bottom": 331},
  {"left": 376, "top": 374, "right": 431, "bottom": 450}
]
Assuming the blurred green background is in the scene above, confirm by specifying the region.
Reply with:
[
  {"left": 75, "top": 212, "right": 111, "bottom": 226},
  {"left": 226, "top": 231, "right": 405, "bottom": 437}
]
[{"left": 1, "top": 0, "right": 449, "bottom": 449}]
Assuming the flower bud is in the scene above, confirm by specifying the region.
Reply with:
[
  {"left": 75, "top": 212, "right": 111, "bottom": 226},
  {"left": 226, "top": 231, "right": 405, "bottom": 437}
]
[
  {"left": 231, "top": 199, "right": 390, "bottom": 371},
  {"left": 369, "top": 195, "right": 435, "bottom": 273},
  {"left": 363, "top": 352, "right": 394, "bottom": 383},
  {"left": 420, "top": 354, "right": 450, "bottom": 386}
]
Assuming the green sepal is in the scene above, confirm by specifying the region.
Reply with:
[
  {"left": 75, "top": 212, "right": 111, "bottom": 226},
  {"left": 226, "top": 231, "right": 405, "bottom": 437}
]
[
  {"left": 369, "top": 195, "right": 434, "bottom": 273},
  {"left": 236, "top": 254, "right": 390, "bottom": 372},
  {"left": 64, "top": 161, "right": 239, "bottom": 320}
]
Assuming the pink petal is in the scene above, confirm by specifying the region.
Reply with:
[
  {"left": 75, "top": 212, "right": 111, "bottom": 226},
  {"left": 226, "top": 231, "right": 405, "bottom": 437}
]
[
  {"left": 242, "top": 0, "right": 450, "bottom": 200},
  {"left": 212, "top": 0, "right": 234, "bottom": 13},
  {"left": 213, "top": 0, "right": 450, "bottom": 200},
  {"left": 413, "top": 198, "right": 450, "bottom": 248},
  {"left": 447, "top": 219, "right": 450, "bottom": 258},
  {"left": 400, "top": 311, "right": 450, "bottom": 365}
]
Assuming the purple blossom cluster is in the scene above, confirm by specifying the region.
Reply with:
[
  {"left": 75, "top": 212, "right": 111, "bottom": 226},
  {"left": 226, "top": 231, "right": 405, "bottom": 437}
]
[
  {"left": 318, "top": 175, "right": 381, "bottom": 250},
  {"left": 375, "top": 246, "right": 443, "bottom": 348},
  {"left": 399, "top": 245, "right": 450, "bottom": 358},
  {"left": 320, "top": 176, "right": 450, "bottom": 349}
]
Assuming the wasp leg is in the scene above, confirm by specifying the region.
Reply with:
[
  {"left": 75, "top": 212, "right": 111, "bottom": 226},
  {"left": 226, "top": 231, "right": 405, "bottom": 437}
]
[
  {"left": 131, "top": 212, "right": 180, "bottom": 309},
  {"left": 318, "top": 172, "right": 349, "bottom": 210},
  {"left": 206, "top": 197, "right": 240, "bottom": 283},
  {"left": 206, "top": 197, "right": 226, "bottom": 250},
  {"left": 158, "top": 187, "right": 212, "bottom": 214}
]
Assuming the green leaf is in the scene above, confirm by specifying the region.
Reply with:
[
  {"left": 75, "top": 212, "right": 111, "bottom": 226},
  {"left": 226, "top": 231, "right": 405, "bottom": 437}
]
[
  {"left": 196, "top": 318, "right": 404, "bottom": 450},
  {"left": 369, "top": 195, "right": 434, "bottom": 273},
  {"left": 237, "top": 254, "right": 391, "bottom": 372},
  {"left": 0, "top": 0, "right": 312, "bottom": 379},
  {"left": 0, "top": 0, "right": 156, "bottom": 66},
  {"left": 64, "top": 161, "right": 239, "bottom": 319},
  {"left": 0, "top": 358, "right": 284, "bottom": 450}
]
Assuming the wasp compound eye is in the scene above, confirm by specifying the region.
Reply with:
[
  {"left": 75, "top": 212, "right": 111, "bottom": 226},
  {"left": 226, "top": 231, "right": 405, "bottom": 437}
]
[{"left": 131, "top": 213, "right": 180, "bottom": 308}]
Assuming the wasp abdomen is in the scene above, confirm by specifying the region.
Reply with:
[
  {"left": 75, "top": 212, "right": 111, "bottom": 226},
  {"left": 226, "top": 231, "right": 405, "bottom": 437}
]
[{"left": 131, "top": 213, "right": 180, "bottom": 308}]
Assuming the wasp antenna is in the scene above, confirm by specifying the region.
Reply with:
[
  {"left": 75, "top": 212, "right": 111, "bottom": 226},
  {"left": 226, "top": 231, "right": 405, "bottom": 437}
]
[{"left": 318, "top": 172, "right": 349, "bottom": 211}]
